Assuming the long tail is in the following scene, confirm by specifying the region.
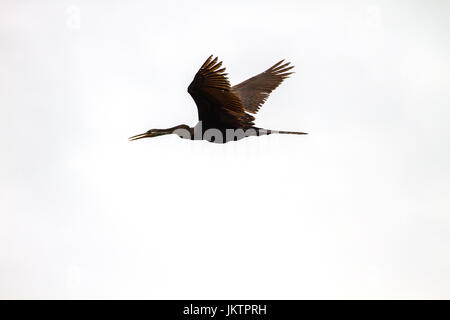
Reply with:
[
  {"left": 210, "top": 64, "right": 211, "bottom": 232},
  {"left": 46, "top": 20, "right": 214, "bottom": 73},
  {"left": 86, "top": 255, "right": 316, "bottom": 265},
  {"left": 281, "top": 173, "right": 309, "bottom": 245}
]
[
  {"left": 273, "top": 130, "right": 308, "bottom": 135},
  {"left": 256, "top": 128, "right": 308, "bottom": 136}
]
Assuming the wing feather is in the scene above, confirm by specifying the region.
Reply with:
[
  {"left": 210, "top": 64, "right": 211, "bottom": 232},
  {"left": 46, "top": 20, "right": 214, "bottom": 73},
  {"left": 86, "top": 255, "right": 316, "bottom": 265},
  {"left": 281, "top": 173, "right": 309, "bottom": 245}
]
[
  {"left": 188, "top": 55, "right": 255, "bottom": 129},
  {"left": 231, "top": 60, "right": 294, "bottom": 114}
]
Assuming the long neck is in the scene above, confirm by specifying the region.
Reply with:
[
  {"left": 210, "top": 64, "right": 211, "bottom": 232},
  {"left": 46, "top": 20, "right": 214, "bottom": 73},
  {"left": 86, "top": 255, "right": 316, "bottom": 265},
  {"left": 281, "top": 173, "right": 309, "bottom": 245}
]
[
  {"left": 161, "top": 124, "right": 190, "bottom": 132},
  {"left": 162, "top": 124, "right": 193, "bottom": 139}
]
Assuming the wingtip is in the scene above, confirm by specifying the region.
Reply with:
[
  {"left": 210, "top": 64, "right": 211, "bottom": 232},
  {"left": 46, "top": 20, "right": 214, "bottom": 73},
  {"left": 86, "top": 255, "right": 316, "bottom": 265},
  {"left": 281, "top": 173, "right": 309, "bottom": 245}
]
[
  {"left": 270, "top": 59, "right": 294, "bottom": 72},
  {"left": 201, "top": 55, "right": 215, "bottom": 69},
  {"left": 202, "top": 54, "right": 222, "bottom": 70},
  {"left": 271, "top": 59, "right": 285, "bottom": 69}
]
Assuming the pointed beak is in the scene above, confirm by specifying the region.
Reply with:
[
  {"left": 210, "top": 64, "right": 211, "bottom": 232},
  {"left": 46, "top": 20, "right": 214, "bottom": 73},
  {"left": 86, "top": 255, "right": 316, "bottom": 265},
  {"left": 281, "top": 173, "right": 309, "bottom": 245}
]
[
  {"left": 128, "top": 132, "right": 153, "bottom": 141},
  {"left": 128, "top": 130, "right": 168, "bottom": 141}
]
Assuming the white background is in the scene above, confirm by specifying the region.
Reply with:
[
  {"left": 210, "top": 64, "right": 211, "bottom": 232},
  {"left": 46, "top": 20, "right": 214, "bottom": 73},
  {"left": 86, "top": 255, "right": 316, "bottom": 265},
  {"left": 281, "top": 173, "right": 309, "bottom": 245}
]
[{"left": 1, "top": 0, "right": 450, "bottom": 299}]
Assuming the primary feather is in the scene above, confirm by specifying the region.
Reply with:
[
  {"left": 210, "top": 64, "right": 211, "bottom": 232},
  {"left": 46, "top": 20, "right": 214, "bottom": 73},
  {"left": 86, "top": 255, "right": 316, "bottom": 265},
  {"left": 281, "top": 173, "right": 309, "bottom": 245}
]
[{"left": 232, "top": 60, "right": 294, "bottom": 114}]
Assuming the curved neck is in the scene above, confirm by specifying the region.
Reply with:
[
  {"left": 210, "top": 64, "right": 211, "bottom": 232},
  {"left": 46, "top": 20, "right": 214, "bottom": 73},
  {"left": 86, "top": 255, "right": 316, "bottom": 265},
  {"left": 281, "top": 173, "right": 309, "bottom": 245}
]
[{"left": 159, "top": 124, "right": 193, "bottom": 139}]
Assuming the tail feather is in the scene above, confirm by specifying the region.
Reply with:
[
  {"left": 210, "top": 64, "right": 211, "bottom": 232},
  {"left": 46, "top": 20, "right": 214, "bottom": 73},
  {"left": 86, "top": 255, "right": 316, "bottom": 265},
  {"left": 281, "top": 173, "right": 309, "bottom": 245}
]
[
  {"left": 275, "top": 130, "right": 308, "bottom": 135},
  {"left": 255, "top": 127, "right": 308, "bottom": 135}
]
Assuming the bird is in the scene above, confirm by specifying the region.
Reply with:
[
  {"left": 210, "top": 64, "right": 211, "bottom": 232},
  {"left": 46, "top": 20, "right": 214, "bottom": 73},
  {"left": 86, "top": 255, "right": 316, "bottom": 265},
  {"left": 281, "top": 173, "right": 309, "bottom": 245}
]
[{"left": 129, "top": 55, "right": 307, "bottom": 143}]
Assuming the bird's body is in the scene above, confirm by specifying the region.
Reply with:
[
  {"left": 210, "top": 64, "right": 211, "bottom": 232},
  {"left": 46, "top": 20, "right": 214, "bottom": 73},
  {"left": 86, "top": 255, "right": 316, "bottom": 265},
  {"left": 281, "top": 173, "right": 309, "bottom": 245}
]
[{"left": 129, "top": 55, "right": 307, "bottom": 143}]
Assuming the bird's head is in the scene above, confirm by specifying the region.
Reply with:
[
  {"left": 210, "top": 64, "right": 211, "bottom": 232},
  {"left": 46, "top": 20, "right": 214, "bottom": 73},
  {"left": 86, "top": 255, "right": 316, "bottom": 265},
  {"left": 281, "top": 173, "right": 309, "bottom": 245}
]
[
  {"left": 128, "top": 129, "right": 167, "bottom": 141},
  {"left": 128, "top": 125, "right": 192, "bottom": 141}
]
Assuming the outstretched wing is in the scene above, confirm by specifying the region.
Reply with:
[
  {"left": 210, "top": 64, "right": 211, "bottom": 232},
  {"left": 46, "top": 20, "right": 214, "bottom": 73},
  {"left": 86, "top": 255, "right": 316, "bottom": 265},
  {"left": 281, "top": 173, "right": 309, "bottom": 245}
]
[
  {"left": 188, "top": 55, "right": 255, "bottom": 129},
  {"left": 231, "top": 60, "right": 294, "bottom": 114}
]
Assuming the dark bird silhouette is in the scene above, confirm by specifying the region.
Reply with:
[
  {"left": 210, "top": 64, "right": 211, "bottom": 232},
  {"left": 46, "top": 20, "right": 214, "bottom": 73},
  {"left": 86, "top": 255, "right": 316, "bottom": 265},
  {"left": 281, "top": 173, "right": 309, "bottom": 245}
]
[{"left": 129, "top": 55, "right": 307, "bottom": 143}]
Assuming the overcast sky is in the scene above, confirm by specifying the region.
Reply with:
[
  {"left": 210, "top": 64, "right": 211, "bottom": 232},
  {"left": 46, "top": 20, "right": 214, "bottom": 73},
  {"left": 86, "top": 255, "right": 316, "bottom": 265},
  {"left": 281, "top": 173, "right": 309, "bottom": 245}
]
[{"left": 1, "top": 0, "right": 450, "bottom": 299}]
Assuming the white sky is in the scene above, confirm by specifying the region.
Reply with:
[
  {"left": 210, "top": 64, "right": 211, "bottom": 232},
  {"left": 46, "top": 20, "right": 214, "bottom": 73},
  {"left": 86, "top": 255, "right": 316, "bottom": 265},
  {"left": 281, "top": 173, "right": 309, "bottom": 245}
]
[{"left": 1, "top": 0, "right": 450, "bottom": 299}]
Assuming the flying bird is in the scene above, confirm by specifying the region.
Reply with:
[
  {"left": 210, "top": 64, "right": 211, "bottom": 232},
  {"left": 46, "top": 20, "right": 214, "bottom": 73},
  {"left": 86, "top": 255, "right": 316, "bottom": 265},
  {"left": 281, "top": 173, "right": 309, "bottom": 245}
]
[{"left": 129, "top": 55, "right": 307, "bottom": 143}]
